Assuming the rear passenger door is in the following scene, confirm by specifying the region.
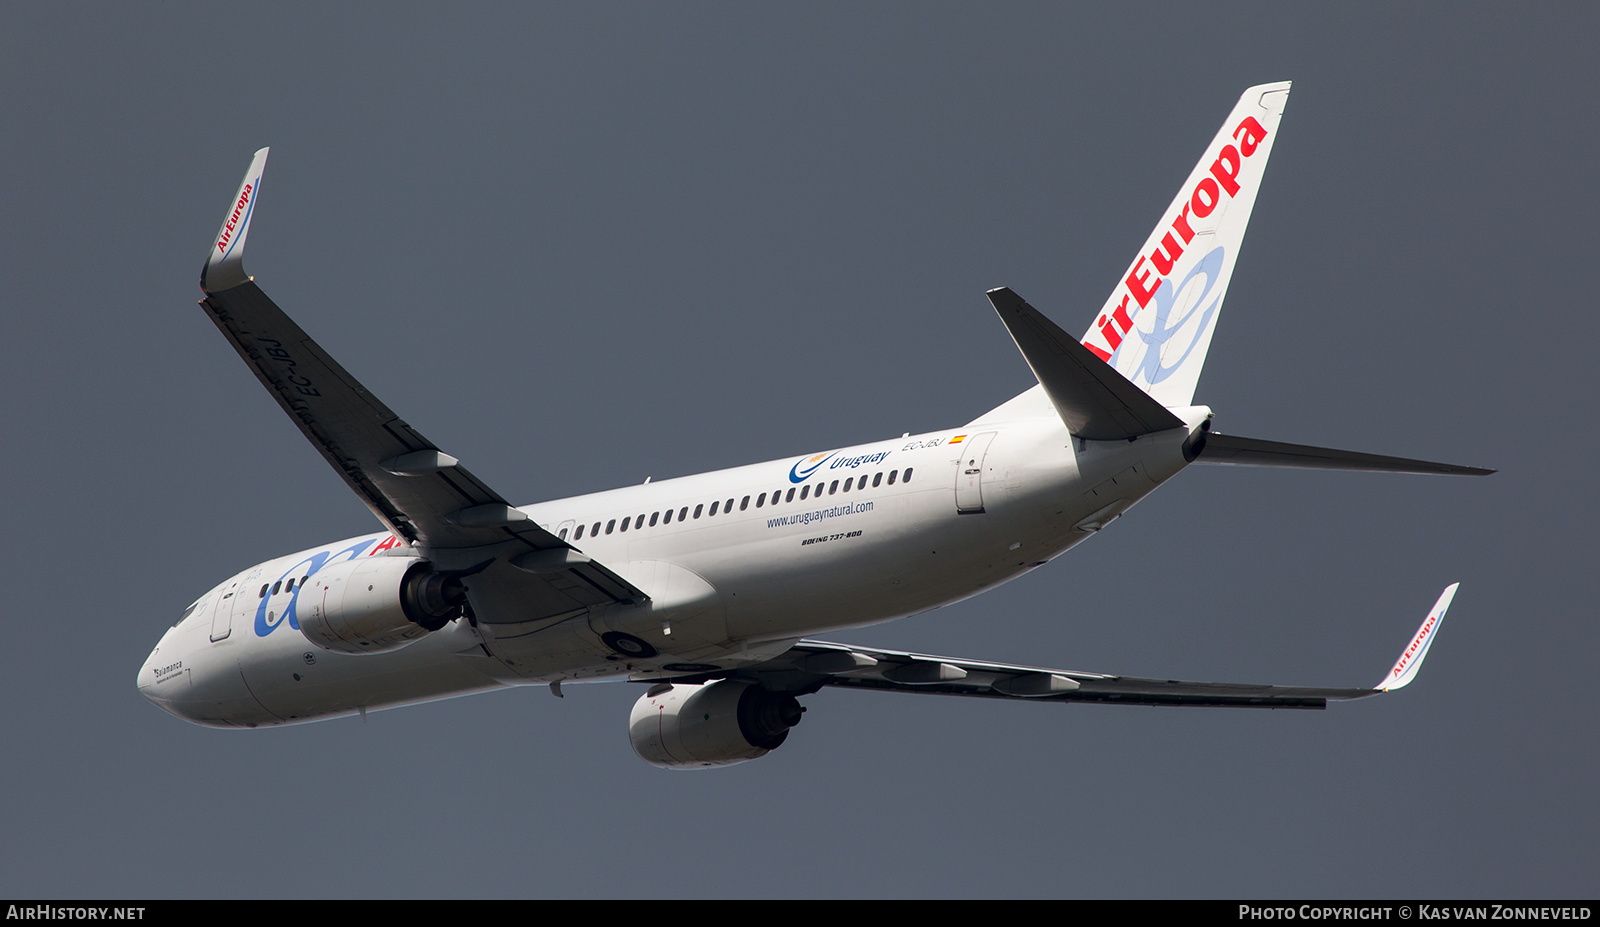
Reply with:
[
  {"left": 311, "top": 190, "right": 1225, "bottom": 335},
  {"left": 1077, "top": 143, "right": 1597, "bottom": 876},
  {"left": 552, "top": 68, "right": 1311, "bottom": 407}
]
[{"left": 953, "top": 432, "right": 998, "bottom": 514}]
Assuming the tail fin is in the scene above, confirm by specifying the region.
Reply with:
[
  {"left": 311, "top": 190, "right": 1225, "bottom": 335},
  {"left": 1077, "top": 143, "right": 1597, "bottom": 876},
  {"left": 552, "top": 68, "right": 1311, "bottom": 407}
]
[{"left": 1082, "top": 82, "right": 1290, "bottom": 407}]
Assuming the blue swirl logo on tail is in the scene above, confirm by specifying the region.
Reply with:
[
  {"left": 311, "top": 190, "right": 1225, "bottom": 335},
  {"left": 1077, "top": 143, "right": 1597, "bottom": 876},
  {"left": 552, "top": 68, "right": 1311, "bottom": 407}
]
[{"left": 1112, "top": 245, "right": 1225, "bottom": 385}]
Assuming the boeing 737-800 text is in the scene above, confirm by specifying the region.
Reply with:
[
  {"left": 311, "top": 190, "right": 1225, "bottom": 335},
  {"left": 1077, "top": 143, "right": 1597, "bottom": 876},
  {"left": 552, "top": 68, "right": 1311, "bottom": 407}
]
[{"left": 139, "top": 82, "right": 1490, "bottom": 768}]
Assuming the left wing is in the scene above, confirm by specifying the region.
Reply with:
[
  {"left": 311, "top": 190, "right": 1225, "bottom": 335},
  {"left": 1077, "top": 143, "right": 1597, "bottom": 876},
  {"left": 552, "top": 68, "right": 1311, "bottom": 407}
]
[
  {"left": 703, "top": 585, "right": 1459, "bottom": 709},
  {"left": 198, "top": 149, "right": 645, "bottom": 622}
]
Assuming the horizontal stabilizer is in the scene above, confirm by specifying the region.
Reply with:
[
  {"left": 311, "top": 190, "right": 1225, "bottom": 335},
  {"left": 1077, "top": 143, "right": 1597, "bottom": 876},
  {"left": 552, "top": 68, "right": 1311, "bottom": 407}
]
[
  {"left": 987, "top": 287, "right": 1184, "bottom": 440},
  {"left": 1193, "top": 433, "right": 1494, "bottom": 475}
]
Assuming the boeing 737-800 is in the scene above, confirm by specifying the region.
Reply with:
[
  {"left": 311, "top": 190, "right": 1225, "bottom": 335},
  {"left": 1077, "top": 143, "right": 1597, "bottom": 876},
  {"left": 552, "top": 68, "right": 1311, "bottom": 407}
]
[{"left": 139, "top": 82, "right": 1490, "bottom": 768}]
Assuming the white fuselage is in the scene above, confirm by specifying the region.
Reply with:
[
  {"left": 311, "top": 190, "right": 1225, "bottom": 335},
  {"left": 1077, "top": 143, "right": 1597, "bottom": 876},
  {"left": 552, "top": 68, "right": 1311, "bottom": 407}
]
[{"left": 138, "top": 394, "right": 1205, "bottom": 728}]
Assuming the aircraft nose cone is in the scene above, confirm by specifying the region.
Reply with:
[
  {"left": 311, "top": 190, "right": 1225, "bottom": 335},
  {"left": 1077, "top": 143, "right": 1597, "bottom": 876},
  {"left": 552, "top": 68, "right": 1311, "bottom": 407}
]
[
  {"left": 137, "top": 630, "right": 191, "bottom": 714},
  {"left": 136, "top": 626, "right": 276, "bottom": 727}
]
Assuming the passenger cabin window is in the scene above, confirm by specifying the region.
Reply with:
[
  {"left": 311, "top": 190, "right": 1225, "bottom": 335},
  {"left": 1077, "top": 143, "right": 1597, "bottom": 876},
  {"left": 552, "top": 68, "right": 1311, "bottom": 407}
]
[
  {"left": 649, "top": 512, "right": 659, "bottom": 527},
  {"left": 575, "top": 524, "right": 585, "bottom": 540},
  {"left": 873, "top": 472, "right": 883, "bottom": 487},
  {"left": 559, "top": 528, "right": 569, "bottom": 540},
  {"left": 828, "top": 480, "right": 838, "bottom": 495},
  {"left": 693, "top": 504, "right": 703, "bottom": 519},
  {"left": 843, "top": 477, "right": 853, "bottom": 491},
  {"left": 605, "top": 519, "right": 616, "bottom": 535},
  {"left": 272, "top": 581, "right": 282, "bottom": 595},
  {"left": 756, "top": 493, "right": 766, "bottom": 508},
  {"left": 637, "top": 514, "right": 645, "bottom": 529},
  {"left": 740, "top": 495, "right": 750, "bottom": 511},
  {"left": 285, "top": 578, "right": 295, "bottom": 593},
  {"left": 725, "top": 498, "right": 734, "bottom": 512},
  {"left": 591, "top": 522, "right": 601, "bottom": 536},
  {"left": 888, "top": 470, "right": 897, "bottom": 484},
  {"left": 679, "top": 506, "right": 689, "bottom": 521},
  {"left": 619, "top": 517, "right": 629, "bottom": 532},
  {"left": 904, "top": 468, "right": 914, "bottom": 482},
  {"left": 800, "top": 485, "right": 810, "bottom": 500},
  {"left": 786, "top": 488, "right": 796, "bottom": 502},
  {"left": 709, "top": 501, "right": 719, "bottom": 516},
  {"left": 259, "top": 585, "right": 269, "bottom": 598}
]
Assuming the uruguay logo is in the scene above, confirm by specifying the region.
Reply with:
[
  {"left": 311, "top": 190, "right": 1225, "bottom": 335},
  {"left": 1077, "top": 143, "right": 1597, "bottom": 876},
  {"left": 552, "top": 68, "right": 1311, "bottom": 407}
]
[{"left": 789, "top": 452, "right": 836, "bottom": 484}]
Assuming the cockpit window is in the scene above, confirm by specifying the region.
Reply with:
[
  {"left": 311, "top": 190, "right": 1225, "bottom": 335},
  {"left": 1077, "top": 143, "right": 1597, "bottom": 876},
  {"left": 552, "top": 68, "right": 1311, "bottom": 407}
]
[{"left": 174, "top": 597, "right": 207, "bottom": 627}]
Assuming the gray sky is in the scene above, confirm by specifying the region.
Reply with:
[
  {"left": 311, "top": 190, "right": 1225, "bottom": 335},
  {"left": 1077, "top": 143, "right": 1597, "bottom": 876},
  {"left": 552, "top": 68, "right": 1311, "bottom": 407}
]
[{"left": 1, "top": 2, "right": 1594, "bottom": 898}]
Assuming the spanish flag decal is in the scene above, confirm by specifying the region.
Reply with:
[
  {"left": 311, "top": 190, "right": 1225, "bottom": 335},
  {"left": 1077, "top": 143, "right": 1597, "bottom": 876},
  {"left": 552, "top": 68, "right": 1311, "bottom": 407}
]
[{"left": 950, "top": 434, "right": 966, "bottom": 444}]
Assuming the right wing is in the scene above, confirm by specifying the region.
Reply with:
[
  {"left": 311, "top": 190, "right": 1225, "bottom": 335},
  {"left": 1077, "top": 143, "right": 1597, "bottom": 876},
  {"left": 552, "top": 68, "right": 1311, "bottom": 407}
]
[
  {"left": 198, "top": 149, "right": 645, "bottom": 616},
  {"left": 708, "top": 585, "right": 1460, "bottom": 709}
]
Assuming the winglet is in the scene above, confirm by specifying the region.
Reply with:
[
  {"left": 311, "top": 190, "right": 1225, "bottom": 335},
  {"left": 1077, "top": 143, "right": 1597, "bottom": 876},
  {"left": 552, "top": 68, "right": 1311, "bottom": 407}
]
[
  {"left": 201, "top": 147, "right": 270, "bottom": 293},
  {"left": 1377, "top": 583, "right": 1458, "bottom": 691}
]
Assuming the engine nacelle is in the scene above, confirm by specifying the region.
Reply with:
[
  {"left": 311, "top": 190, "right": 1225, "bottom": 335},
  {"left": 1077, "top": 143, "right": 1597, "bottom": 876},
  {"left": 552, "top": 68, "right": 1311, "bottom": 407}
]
[
  {"left": 629, "top": 680, "right": 804, "bottom": 769},
  {"left": 298, "top": 556, "right": 466, "bottom": 655}
]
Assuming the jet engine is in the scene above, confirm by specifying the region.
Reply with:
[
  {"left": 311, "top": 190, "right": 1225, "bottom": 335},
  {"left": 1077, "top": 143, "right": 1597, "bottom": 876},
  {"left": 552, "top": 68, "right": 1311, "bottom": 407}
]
[
  {"left": 629, "top": 680, "right": 804, "bottom": 769},
  {"left": 298, "top": 556, "right": 466, "bottom": 655}
]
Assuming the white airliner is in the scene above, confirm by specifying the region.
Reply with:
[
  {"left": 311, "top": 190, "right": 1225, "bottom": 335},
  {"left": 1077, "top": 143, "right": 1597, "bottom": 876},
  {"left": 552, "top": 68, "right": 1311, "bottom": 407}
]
[{"left": 139, "top": 82, "right": 1489, "bottom": 768}]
